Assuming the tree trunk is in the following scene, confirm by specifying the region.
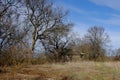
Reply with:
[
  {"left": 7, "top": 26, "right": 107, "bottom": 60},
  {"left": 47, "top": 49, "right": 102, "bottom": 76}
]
[{"left": 31, "top": 27, "right": 37, "bottom": 52}]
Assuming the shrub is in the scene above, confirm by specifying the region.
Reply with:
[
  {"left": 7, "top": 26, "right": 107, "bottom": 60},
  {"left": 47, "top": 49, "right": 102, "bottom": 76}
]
[{"left": 0, "top": 45, "right": 33, "bottom": 66}]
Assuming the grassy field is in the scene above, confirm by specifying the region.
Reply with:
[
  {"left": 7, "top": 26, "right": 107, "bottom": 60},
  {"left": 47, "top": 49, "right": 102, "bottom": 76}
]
[{"left": 0, "top": 61, "right": 120, "bottom": 80}]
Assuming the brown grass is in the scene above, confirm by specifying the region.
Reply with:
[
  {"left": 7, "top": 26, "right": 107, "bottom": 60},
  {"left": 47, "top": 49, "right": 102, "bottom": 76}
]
[{"left": 0, "top": 61, "right": 120, "bottom": 80}]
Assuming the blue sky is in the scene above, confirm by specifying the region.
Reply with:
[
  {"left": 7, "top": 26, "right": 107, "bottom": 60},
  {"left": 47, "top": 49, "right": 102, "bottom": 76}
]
[{"left": 56, "top": 0, "right": 120, "bottom": 49}]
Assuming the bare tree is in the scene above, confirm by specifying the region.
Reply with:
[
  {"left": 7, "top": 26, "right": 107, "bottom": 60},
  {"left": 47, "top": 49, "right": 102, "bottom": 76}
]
[
  {"left": 24, "top": 0, "right": 70, "bottom": 53},
  {"left": 40, "top": 25, "right": 73, "bottom": 62},
  {"left": 84, "top": 26, "right": 110, "bottom": 60},
  {"left": 0, "top": 0, "right": 31, "bottom": 66}
]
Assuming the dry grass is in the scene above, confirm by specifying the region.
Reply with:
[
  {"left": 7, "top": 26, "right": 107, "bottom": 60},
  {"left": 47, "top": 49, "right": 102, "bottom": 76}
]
[{"left": 0, "top": 61, "right": 120, "bottom": 80}]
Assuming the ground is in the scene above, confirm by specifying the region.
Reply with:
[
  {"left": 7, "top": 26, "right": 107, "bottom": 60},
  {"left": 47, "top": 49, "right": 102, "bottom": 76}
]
[{"left": 0, "top": 61, "right": 120, "bottom": 80}]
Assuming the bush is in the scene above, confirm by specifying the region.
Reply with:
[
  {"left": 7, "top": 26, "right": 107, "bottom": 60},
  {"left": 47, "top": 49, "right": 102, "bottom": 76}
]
[
  {"left": 0, "top": 45, "right": 33, "bottom": 66},
  {"left": 114, "top": 56, "right": 120, "bottom": 61},
  {"left": 31, "top": 53, "right": 48, "bottom": 64}
]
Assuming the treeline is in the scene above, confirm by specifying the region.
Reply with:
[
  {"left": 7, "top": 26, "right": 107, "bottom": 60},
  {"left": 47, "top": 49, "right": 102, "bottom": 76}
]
[{"left": 0, "top": 0, "right": 119, "bottom": 66}]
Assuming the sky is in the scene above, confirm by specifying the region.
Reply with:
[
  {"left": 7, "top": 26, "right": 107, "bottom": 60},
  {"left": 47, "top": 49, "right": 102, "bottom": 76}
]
[{"left": 56, "top": 0, "right": 120, "bottom": 49}]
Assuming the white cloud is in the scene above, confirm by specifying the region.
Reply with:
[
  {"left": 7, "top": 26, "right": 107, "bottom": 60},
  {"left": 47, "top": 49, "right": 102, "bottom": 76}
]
[
  {"left": 92, "top": 13, "right": 120, "bottom": 26},
  {"left": 90, "top": 0, "right": 120, "bottom": 11},
  {"left": 57, "top": 0, "right": 86, "bottom": 14}
]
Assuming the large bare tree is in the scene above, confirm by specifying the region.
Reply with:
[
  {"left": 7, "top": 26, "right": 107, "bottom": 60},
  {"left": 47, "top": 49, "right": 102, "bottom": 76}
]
[
  {"left": 40, "top": 25, "right": 73, "bottom": 62},
  {"left": 0, "top": 0, "right": 28, "bottom": 52},
  {"left": 25, "top": 0, "right": 70, "bottom": 53},
  {"left": 84, "top": 26, "right": 110, "bottom": 60}
]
